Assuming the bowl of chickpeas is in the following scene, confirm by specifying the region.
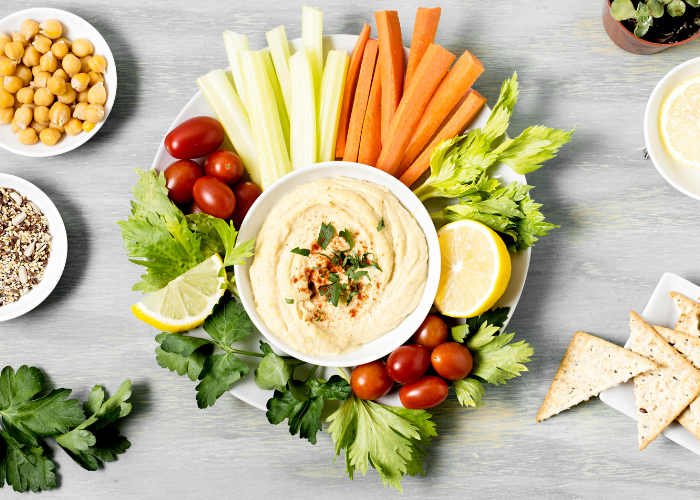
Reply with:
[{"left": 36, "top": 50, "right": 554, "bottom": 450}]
[{"left": 0, "top": 7, "right": 116, "bottom": 157}]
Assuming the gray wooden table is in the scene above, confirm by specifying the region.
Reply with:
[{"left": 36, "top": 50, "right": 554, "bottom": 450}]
[{"left": 2, "top": 0, "right": 700, "bottom": 498}]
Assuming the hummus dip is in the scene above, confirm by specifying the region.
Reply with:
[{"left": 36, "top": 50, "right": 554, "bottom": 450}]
[{"left": 249, "top": 177, "right": 429, "bottom": 356}]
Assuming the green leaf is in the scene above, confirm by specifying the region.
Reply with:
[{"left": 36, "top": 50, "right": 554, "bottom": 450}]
[
  {"left": 291, "top": 247, "right": 311, "bottom": 256},
  {"left": 667, "top": 0, "right": 686, "bottom": 16},
  {"left": 160, "top": 333, "right": 214, "bottom": 357},
  {"left": 285, "top": 298, "right": 294, "bottom": 304},
  {"left": 492, "top": 126, "right": 574, "bottom": 175},
  {"left": 195, "top": 353, "right": 250, "bottom": 409},
  {"left": 187, "top": 214, "right": 255, "bottom": 267},
  {"left": 317, "top": 222, "right": 336, "bottom": 249},
  {"left": 688, "top": 0, "right": 700, "bottom": 7},
  {"left": 254, "top": 347, "right": 304, "bottom": 392},
  {"left": 482, "top": 72, "right": 519, "bottom": 143},
  {"left": 308, "top": 375, "right": 352, "bottom": 400},
  {"left": 54, "top": 429, "right": 96, "bottom": 454},
  {"left": 58, "top": 427, "right": 130, "bottom": 472},
  {"left": 155, "top": 333, "right": 212, "bottom": 382},
  {"left": 610, "top": 0, "right": 637, "bottom": 19},
  {"left": 339, "top": 229, "right": 355, "bottom": 249},
  {"left": 203, "top": 298, "right": 254, "bottom": 347},
  {"left": 453, "top": 378, "right": 485, "bottom": 408},
  {"left": 0, "top": 366, "right": 44, "bottom": 411},
  {"left": 376, "top": 218, "right": 385, "bottom": 231},
  {"left": 647, "top": 0, "right": 665, "bottom": 17},
  {"left": 186, "top": 212, "right": 226, "bottom": 258},
  {"left": 471, "top": 333, "right": 533, "bottom": 385},
  {"left": 0, "top": 431, "right": 55, "bottom": 493}
]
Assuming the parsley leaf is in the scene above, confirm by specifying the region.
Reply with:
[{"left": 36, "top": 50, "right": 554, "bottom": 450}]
[
  {"left": 155, "top": 333, "right": 212, "bottom": 381},
  {"left": 195, "top": 353, "right": 250, "bottom": 409},
  {"left": 339, "top": 229, "right": 355, "bottom": 249},
  {"left": 204, "top": 299, "right": 254, "bottom": 346},
  {"left": 0, "top": 430, "right": 55, "bottom": 493},
  {"left": 376, "top": 218, "right": 385, "bottom": 231},
  {"left": 317, "top": 222, "right": 336, "bottom": 249},
  {"left": 255, "top": 342, "right": 305, "bottom": 392},
  {"left": 285, "top": 298, "right": 294, "bottom": 304},
  {"left": 291, "top": 247, "right": 311, "bottom": 256}
]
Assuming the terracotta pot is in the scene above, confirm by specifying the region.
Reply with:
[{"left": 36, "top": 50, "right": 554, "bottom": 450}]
[{"left": 602, "top": 0, "right": 700, "bottom": 55}]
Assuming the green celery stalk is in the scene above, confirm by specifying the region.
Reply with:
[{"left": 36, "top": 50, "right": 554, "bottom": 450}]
[
  {"left": 289, "top": 48, "right": 316, "bottom": 170},
  {"left": 266, "top": 25, "right": 292, "bottom": 116},
  {"left": 302, "top": 5, "right": 324, "bottom": 98},
  {"left": 317, "top": 50, "right": 348, "bottom": 162},
  {"left": 239, "top": 50, "right": 292, "bottom": 189},
  {"left": 223, "top": 31, "right": 250, "bottom": 113},
  {"left": 261, "top": 48, "right": 290, "bottom": 154},
  {"left": 197, "top": 69, "right": 261, "bottom": 186}
]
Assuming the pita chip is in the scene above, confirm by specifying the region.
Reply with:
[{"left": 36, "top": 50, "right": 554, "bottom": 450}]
[
  {"left": 630, "top": 312, "right": 700, "bottom": 450},
  {"left": 670, "top": 292, "right": 700, "bottom": 336},
  {"left": 653, "top": 326, "right": 700, "bottom": 441},
  {"left": 536, "top": 331, "right": 657, "bottom": 422}
]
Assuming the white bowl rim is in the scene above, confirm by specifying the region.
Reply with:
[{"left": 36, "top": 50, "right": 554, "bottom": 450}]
[
  {"left": 234, "top": 162, "right": 441, "bottom": 367},
  {"left": 0, "top": 7, "right": 117, "bottom": 158},
  {"left": 644, "top": 55, "right": 700, "bottom": 201},
  {"left": 0, "top": 173, "right": 68, "bottom": 321}
]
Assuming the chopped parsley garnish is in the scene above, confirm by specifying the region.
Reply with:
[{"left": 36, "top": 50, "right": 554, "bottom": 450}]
[
  {"left": 291, "top": 247, "right": 311, "bottom": 256},
  {"left": 317, "top": 222, "right": 336, "bottom": 249},
  {"left": 339, "top": 229, "right": 355, "bottom": 250},
  {"left": 285, "top": 298, "right": 294, "bottom": 304},
  {"left": 376, "top": 218, "right": 385, "bottom": 231}
]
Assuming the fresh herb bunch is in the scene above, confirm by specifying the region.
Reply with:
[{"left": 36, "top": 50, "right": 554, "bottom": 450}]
[
  {"left": 611, "top": 0, "right": 700, "bottom": 37},
  {"left": 0, "top": 366, "right": 132, "bottom": 493}
]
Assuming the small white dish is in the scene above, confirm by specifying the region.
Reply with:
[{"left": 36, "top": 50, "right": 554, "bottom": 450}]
[
  {"left": 599, "top": 272, "right": 700, "bottom": 454},
  {"left": 234, "top": 162, "right": 442, "bottom": 368},
  {"left": 0, "top": 173, "right": 67, "bottom": 321},
  {"left": 644, "top": 57, "right": 700, "bottom": 201},
  {"left": 0, "top": 8, "right": 117, "bottom": 157}
]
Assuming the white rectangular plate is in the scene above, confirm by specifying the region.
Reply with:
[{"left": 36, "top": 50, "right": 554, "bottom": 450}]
[{"left": 599, "top": 272, "right": 700, "bottom": 454}]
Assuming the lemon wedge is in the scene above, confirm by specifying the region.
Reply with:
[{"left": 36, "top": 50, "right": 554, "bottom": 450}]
[
  {"left": 660, "top": 73, "right": 700, "bottom": 170},
  {"left": 131, "top": 254, "right": 226, "bottom": 332},
  {"left": 434, "top": 220, "right": 511, "bottom": 318}
]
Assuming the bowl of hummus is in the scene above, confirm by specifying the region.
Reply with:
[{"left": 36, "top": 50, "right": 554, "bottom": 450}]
[{"left": 234, "top": 162, "right": 440, "bottom": 367}]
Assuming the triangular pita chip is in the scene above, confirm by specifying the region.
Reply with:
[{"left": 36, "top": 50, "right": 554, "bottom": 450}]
[
  {"left": 670, "top": 292, "right": 700, "bottom": 336},
  {"left": 536, "top": 331, "right": 657, "bottom": 422},
  {"left": 670, "top": 292, "right": 700, "bottom": 317},
  {"left": 653, "top": 326, "right": 700, "bottom": 441},
  {"left": 630, "top": 312, "right": 700, "bottom": 450}
]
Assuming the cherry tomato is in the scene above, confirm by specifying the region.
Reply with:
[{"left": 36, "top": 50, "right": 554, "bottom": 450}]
[
  {"left": 350, "top": 360, "right": 394, "bottom": 400},
  {"left": 204, "top": 150, "right": 244, "bottom": 186},
  {"left": 165, "top": 116, "right": 224, "bottom": 160},
  {"left": 192, "top": 176, "right": 236, "bottom": 219},
  {"left": 431, "top": 342, "right": 473, "bottom": 380},
  {"left": 399, "top": 376, "right": 449, "bottom": 410},
  {"left": 386, "top": 344, "right": 430, "bottom": 384},
  {"left": 411, "top": 315, "right": 448, "bottom": 352},
  {"left": 189, "top": 201, "right": 202, "bottom": 214},
  {"left": 231, "top": 181, "right": 262, "bottom": 229},
  {"left": 163, "top": 160, "right": 203, "bottom": 204}
]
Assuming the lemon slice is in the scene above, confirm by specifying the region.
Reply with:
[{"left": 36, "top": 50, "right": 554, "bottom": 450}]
[
  {"left": 131, "top": 254, "right": 226, "bottom": 332},
  {"left": 660, "top": 73, "right": 700, "bottom": 170},
  {"left": 434, "top": 220, "right": 511, "bottom": 318}
]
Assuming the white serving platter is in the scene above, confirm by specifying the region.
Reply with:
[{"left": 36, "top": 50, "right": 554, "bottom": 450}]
[{"left": 599, "top": 272, "right": 700, "bottom": 454}]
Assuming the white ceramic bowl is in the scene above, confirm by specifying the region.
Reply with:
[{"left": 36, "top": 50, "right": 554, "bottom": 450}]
[
  {"left": 644, "top": 56, "right": 700, "bottom": 200},
  {"left": 0, "top": 7, "right": 117, "bottom": 157},
  {"left": 234, "top": 162, "right": 441, "bottom": 367},
  {"left": 0, "top": 173, "right": 67, "bottom": 321}
]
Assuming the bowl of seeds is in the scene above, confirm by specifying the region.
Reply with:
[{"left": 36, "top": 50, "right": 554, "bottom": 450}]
[{"left": 0, "top": 173, "right": 66, "bottom": 321}]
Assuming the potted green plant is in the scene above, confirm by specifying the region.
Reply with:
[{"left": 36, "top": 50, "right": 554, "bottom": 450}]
[{"left": 603, "top": 0, "right": 700, "bottom": 54}]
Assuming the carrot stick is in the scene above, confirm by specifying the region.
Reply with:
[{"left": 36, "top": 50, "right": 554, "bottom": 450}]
[
  {"left": 375, "top": 44, "right": 454, "bottom": 176},
  {"left": 335, "top": 24, "right": 371, "bottom": 158},
  {"left": 358, "top": 67, "right": 382, "bottom": 166},
  {"left": 396, "top": 50, "right": 484, "bottom": 177},
  {"left": 404, "top": 7, "right": 441, "bottom": 90},
  {"left": 343, "top": 39, "right": 378, "bottom": 163},
  {"left": 399, "top": 90, "right": 487, "bottom": 187},
  {"left": 375, "top": 11, "right": 404, "bottom": 144}
]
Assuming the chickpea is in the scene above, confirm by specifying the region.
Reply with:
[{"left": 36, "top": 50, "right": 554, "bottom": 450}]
[
  {"left": 39, "top": 20, "right": 62, "bottom": 40},
  {"left": 0, "top": 107, "right": 13, "bottom": 124},
  {"left": 77, "top": 90, "right": 88, "bottom": 103},
  {"left": 64, "top": 117, "right": 82, "bottom": 136},
  {"left": 71, "top": 38, "right": 93, "bottom": 58},
  {"left": 82, "top": 120, "right": 95, "bottom": 133},
  {"left": 32, "top": 35, "right": 52, "bottom": 54},
  {"left": 31, "top": 64, "right": 41, "bottom": 76},
  {"left": 49, "top": 102, "right": 70, "bottom": 127},
  {"left": 39, "top": 127, "right": 61, "bottom": 146},
  {"left": 21, "top": 45, "right": 40, "bottom": 67},
  {"left": 71, "top": 73, "right": 89, "bottom": 92},
  {"left": 33, "top": 105, "right": 49, "bottom": 125},
  {"left": 5, "top": 41, "right": 24, "bottom": 62},
  {"left": 17, "top": 127, "right": 38, "bottom": 145},
  {"left": 30, "top": 120, "right": 47, "bottom": 133},
  {"left": 53, "top": 68, "right": 68, "bottom": 81},
  {"left": 83, "top": 103, "right": 104, "bottom": 123},
  {"left": 0, "top": 34, "right": 9, "bottom": 55},
  {"left": 87, "top": 71, "right": 104, "bottom": 87},
  {"left": 11, "top": 119, "right": 19, "bottom": 133},
  {"left": 55, "top": 38, "right": 72, "bottom": 51},
  {"left": 4, "top": 76, "right": 23, "bottom": 94},
  {"left": 49, "top": 122, "right": 64, "bottom": 133},
  {"left": 0, "top": 57, "right": 17, "bottom": 77},
  {"left": 20, "top": 20, "right": 40, "bottom": 41},
  {"left": 14, "top": 105, "right": 33, "bottom": 129},
  {"left": 13, "top": 65, "right": 32, "bottom": 87},
  {"left": 16, "top": 87, "right": 34, "bottom": 104},
  {"left": 79, "top": 55, "right": 92, "bottom": 74},
  {"left": 87, "top": 81, "right": 106, "bottom": 105},
  {"left": 39, "top": 51, "right": 57, "bottom": 73},
  {"left": 0, "top": 88, "right": 14, "bottom": 108},
  {"left": 33, "top": 87, "right": 53, "bottom": 107},
  {"left": 56, "top": 86, "right": 76, "bottom": 104},
  {"left": 48, "top": 75, "right": 66, "bottom": 95},
  {"left": 88, "top": 54, "right": 107, "bottom": 73},
  {"left": 62, "top": 53, "right": 80, "bottom": 76},
  {"left": 11, "top": 32, "right": 28, "bottom": 49},
  {"left": 33, "top": 71, "right": 51, "bottom": 89},
  {"left": 73, "top": 101, "right": 88, "bottom": 120}
]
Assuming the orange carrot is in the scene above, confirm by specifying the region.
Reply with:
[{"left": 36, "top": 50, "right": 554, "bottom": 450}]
[
  {"left": 375, "top": 44, "right": 454, "bottom": 176},
  {"left": 399, "top": 90, "right": 487, "bottom": 187},
  {"left": 404, "top": 7, "right": 441, "bottom": 90},
  {"left": 335, "top": 24, "right": 371, "bottom": 158},
  {"left": 375, "top": 11, "right": 404, "bottom": 144},
  {"left": 396, "top": 50, "right": 484, "bottom": 177},
  {"left": 343, "top": 40, "right": 379, "bottom": 163},
  {"left": 358, "top": 67, "right": 382, "bottom": 166}
]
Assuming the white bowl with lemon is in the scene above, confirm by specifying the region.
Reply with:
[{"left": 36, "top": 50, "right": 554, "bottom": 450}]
[{"left": 645, "top": 57, "right": 700, "bottom": 201}]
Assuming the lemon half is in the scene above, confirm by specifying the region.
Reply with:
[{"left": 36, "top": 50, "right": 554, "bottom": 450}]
[
  {"left": 660, "top": 73, "right": 700, "bottom": 170},
  {"left": 434, "top": 220, "right": 511, "bottom": 318},
  {"left": 132, "top": 254, "right": 226, "bottom": 332}
]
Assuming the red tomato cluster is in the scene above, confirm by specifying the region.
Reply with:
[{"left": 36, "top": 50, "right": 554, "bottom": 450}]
[
  {"left": 350, "top": 314, "right": 474, "bottom": 410},
  {"left": 163, "top": 116, "right": 261, "bottom": 227}
]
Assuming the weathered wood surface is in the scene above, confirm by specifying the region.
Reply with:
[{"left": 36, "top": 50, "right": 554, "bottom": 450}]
[{"left": 2, "top": 0, "right": 700, "bottom": 497}]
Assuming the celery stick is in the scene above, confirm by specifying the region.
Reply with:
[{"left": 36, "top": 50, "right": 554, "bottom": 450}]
[
  {"left": 317, "top": 50, "right": 348, "bottom": 163},
  {"left": 266, "top": 25, "right": 292, "bottom": 116},
  {"left": 197, "top": 69, "right": 261, "bottom": 186},
  {"left": 301, "top": 6, "right": 323, "bottom": 97},
  {"left": 223, "top": 31, "right": 250, "bottom": 112},
  {"left": 239, "top": 50, "right": 292, "bottom": 190},
  {"left": 261, "top": 48, "right": 290, "bottom": 154},
  {"left": 289, "top": 48, "right": 316, "bottom": 170}
]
